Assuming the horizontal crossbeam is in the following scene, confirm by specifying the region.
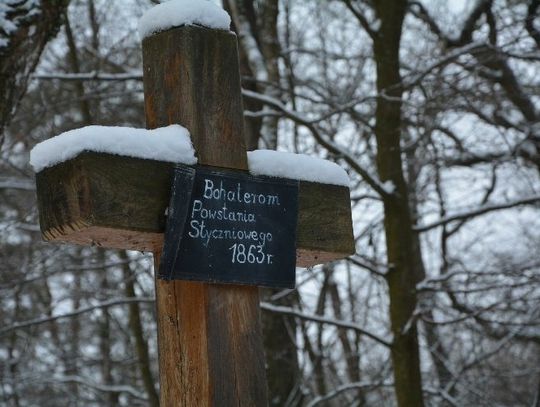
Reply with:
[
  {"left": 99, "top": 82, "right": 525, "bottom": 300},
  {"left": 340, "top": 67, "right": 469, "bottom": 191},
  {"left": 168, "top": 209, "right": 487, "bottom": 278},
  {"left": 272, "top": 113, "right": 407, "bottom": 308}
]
[{"left": 35, "top": 152, "right": 354, "bottom": 267}]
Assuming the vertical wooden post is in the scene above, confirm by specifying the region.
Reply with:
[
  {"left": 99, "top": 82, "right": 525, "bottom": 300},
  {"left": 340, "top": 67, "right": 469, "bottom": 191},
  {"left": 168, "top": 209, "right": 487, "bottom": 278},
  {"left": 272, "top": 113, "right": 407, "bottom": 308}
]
[{"left": 142, "top": 26, "right": 268, "bottom": 406}]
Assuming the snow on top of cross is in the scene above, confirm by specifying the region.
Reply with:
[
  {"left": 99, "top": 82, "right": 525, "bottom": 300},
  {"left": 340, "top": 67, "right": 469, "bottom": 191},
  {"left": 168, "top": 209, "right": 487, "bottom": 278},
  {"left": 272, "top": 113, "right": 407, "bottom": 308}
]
[
  {"left": 30, "top": 125, "right": 197, "bottom": 172},
  {"left": 247, "top": 150, "right": 350, "bottom": 187},
  {"left": 139, "top": 0, "right": 231, "bottom": 39}
]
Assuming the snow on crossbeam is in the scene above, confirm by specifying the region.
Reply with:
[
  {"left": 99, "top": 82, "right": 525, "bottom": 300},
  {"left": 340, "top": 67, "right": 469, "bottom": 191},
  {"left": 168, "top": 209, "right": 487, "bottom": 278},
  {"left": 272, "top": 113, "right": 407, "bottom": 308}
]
[
  {"left": 32, "top": 139, "right": 354, "bottom": 264},
  {"left": 138, "top": 0, "right": 231, "bottom": 39},
  {"left": 248, "top": 150, "right": 350, "bottom": 187},
  {"left": 30, "top": 125, "right": 197, "bottom": 172}
]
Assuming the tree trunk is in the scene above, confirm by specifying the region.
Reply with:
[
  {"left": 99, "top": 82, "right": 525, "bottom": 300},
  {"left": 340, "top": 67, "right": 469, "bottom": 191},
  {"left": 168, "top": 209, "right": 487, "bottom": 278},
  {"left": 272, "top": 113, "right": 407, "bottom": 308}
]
[
  {"left": 0, "top": 0, "right": 69, "bottom": 142},
  {"left": 372, "top": 1, "right": 425, "bottom": 405},
  {"left": 97, "top": 250, "right": 119, "bottom": 406},
  {"left": 258, "top": 0, "right": 280, "bottom": 149},
  {"left": 120, "top": 251, "right": 159, "bottom": 407},
  {"left": 64, "top": 11, "right": 92, "bottom": 125},
  {"left": 406, "top": 140, "right": 454, "bottom": 393},
  {"left": 261, "top": 290, "right": 301, "bottom": 406}
]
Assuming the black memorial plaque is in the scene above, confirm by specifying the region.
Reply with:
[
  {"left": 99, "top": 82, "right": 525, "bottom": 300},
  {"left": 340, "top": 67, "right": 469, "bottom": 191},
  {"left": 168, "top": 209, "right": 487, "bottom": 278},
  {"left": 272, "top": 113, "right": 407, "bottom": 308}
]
[{"left": 159, "top": 165, "right": 299, "bottom": 288}]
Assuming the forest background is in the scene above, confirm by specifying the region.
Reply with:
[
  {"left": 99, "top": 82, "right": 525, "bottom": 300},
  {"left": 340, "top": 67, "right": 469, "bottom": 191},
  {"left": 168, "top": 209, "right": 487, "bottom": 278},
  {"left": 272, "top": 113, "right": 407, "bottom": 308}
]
[{"left": 1, "top": 0, "right": 539, "bottom": 406}]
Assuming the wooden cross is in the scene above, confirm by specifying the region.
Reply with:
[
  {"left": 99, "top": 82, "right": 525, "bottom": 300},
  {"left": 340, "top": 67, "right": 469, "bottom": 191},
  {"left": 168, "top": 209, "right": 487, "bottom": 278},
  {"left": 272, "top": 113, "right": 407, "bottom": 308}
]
[{"left": 35, "top": 25, "right": 354, "bottom": 406}]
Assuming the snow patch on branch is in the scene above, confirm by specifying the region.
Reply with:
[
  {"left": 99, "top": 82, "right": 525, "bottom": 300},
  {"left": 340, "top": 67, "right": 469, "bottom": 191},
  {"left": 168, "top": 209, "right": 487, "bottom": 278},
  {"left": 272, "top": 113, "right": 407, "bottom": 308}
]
[
  {"left": 227, "top": 2, "right": 268, "bottom": 83},
  {"left": 51, "top": 375, "right": 148, "bottom": 400},
  {"left": 519, "top": 140, "right": 537, "bottom": 157},
  {"left": 32, "top": 71, "right": 143, "bottom": 81},
  {"left": 414, "top": 195, "right": 540, "bottom": 232},
  {"left": 138, "top": 0, "right": 231, "bottom": 39},
  {"left": 370, "top": 18, "right": 381, "bottom": 32},
  {"left": 30, "top": 125, "right": 197, "bottom": 172},
  {"left": 260, "top": 301, "right": 392, "bottom": 347},
  {"left": 0, "top": 0, "right": 40, "bottom": 48},
  {"left": 247, "top": 150, "right": 350, "bottom": 186},
  {"left": 381, "top": 180, "right": 396, "bottom": 194}
]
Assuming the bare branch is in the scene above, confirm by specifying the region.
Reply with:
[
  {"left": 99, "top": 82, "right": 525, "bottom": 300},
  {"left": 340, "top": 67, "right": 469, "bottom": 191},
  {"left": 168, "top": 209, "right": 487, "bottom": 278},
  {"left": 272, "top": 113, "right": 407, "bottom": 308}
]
[
  {"left": 260, "top": 302, "right": 393, "bottom": 347},
  {"left": 0, "top": 0, "right": 70, "bottom": 143},
  {"left": 0, "top": 177, "right": 35, "bottom": 190},
  {"left": 409, "top": 0, "right": 493, "bottom": 48},
  {"left": 414, "top": 195, "right": 540, "bottom": 232},
  {"left": 0, "top": 297, "right": 155, "bottom": 335},
  {"left": 342, "top": 0, "right": 377, "bottom": 40},
  {"left": 401, "top": 42, "right": 485, "bottom": 89},
  {"left": 32, "top": 71, "right": 143, "bottom": 81},
  {"left": 525, "top": 0, "right": 540, "bottom": 48},
  {"left": 306, "top": 380, "right": 394, "bottom": 407},
  {"left": 242, "top": 88, "right": 392, "bottom": 198},
  {"left": 347, "top": 255, "right": 387, "bottom": 277},
  {"left": 51, "top": 375, "right": 147, "bottom": 400}
]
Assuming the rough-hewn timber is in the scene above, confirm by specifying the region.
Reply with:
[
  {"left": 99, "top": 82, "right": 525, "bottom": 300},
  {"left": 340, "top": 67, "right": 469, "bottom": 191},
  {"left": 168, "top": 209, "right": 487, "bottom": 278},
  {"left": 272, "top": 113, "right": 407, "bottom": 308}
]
[
  {"left": 141, "top": 26, "right": 351, "bottom": 406},
  {"left": 143, "top": 25, "right": 268, "bottom": 407},
  {"left": 35, "top": 151, "right": 354, "bottom": 267}
]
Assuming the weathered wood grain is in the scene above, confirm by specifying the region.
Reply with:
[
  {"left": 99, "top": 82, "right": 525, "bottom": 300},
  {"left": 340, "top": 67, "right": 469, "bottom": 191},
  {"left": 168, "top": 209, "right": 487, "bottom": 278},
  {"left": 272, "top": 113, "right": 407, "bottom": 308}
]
[
  {"left": 143, "top": 26, "right": 247, "bottom": 170},
  {"left": 35, "top": 152, "right": 355, "bottom": 267},
  {"left": 144, "top": 26, "right": 267, "bottom": 407},
  {"left": 36, "top": 152, "right": 173, "bottom": 251}
]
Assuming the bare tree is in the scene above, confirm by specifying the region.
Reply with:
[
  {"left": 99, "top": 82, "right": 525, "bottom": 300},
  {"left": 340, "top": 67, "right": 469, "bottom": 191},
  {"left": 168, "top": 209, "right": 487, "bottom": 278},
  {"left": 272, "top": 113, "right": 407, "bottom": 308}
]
[
  {"left": 1, "top": 1, "right": 539, "bottom": 406},
  {"left": 0, "top": 0, "right": 70, "bottom": 144}
]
